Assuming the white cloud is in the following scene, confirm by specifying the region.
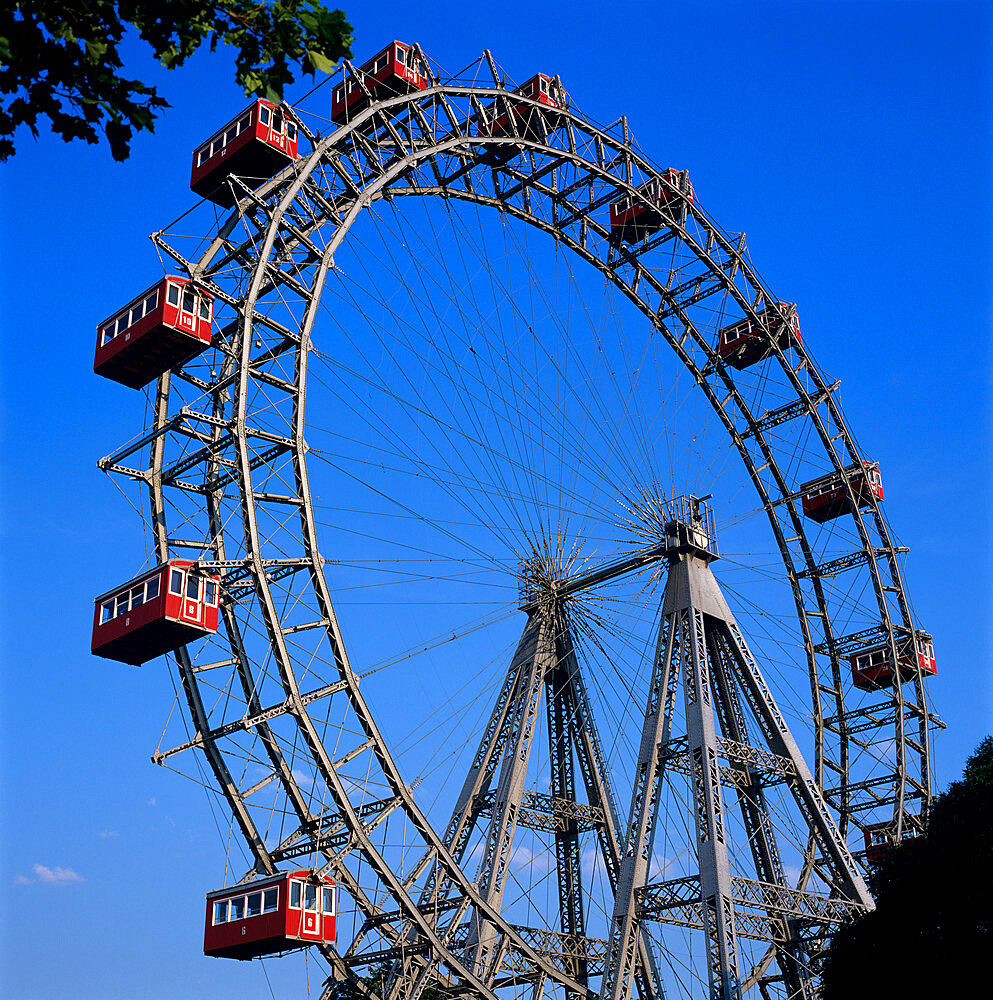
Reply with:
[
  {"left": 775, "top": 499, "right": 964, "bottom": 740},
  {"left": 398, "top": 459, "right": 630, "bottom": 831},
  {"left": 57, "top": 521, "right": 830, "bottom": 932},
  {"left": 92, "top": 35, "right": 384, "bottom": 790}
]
[
  {"left": 98, "top": 829, "right": 119, "bottom": 839},
  {"left": 14, "top": 864, "right": 85, "bottom": 886},
  {"left": 508, "top": 843, "right": 553, "bottom": 873},
  {"left": 647, "top": 852, "right": 675, "bottom": 881},
  {"left": 33, "top": 864, "right": 84, "bottom": 884}
]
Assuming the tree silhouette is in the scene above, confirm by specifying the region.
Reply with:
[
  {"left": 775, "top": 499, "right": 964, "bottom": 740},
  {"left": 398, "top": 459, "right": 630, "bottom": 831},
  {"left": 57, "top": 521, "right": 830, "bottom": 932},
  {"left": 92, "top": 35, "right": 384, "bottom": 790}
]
[
  {"left": 821, "top": 736, "right": 993, "bottom": 995},
  {"left": 0, "top": 1, "right": 352, "bottom": 160},
  {"left": 324, "top": 963, "right": 447, "bottom": 1000}
]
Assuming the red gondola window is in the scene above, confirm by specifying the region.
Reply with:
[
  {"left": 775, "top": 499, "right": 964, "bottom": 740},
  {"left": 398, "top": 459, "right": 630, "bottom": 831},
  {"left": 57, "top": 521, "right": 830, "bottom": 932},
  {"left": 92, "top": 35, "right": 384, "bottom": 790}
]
[
  {"left": 395, "top": 44, "right": 426, "bottom": 78},
  {"left": 212, "top": 887, "right": 278, "bottom": 926},
  {"left": 99, "top": 573, "right": 160, "bottom": 624},
  {"left": 100, "top": 289, "right": 159, "bottom": 347},
  {"left": 287, "top": 878, "right": 336, "bottom": 914}
]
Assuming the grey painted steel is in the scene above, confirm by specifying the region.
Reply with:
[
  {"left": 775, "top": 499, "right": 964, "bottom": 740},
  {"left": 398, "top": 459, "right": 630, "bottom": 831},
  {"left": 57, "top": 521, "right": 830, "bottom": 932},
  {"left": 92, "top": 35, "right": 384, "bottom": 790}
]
[
  {"left": 602, "top": 512, "right": 872, "bottom": 1000},
  {"left": 470, "top": 612, "right": 553, "bottom": 981},
  {"left": 98, "top": 50, "right": 940, "bottom": 998}
]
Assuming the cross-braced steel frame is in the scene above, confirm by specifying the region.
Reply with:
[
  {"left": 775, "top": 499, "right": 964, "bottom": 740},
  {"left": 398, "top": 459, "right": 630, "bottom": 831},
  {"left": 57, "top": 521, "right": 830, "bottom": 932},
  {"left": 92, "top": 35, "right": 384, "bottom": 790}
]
[{"left": 98, "top": 49, "right": 942, "bottom": 999}]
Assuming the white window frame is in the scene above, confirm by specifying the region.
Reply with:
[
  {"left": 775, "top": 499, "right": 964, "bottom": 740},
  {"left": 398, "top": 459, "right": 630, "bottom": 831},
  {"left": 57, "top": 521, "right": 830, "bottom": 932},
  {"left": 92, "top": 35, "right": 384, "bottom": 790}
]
[{"left": 289, "top": 880, "right": 303, "bottom": 909}]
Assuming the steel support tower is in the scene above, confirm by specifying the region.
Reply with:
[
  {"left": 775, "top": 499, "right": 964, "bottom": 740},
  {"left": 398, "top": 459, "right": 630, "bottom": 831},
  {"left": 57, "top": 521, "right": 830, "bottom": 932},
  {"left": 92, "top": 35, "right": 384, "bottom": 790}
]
[{"left": 602, "top": 499, "right": 872, "bottom": 1000}]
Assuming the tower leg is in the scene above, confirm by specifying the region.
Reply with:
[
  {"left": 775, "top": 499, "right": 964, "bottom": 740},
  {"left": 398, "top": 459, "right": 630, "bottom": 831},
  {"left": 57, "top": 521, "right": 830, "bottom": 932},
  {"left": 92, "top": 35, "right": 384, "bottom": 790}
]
[
  {"left": 602, "top": 614, "right": 680, "bottom": 1000},
  {"left": 469, "top": 611, "right": 554, "bottom": 980},
  {"left": 682, "top": 607, "right": 741, "bottom": 1000}
]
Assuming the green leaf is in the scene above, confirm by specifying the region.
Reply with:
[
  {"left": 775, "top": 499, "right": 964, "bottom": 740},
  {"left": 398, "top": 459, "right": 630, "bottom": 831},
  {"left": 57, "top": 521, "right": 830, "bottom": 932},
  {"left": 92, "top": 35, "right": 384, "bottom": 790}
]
[
  {"left": 158, "top": 44, "right": 181, "bottom": 69},
  {"left": 306, "top": 48, "right": 337, "bottom": 73},
  {"left": 84, "top": 39, "right": 108, "bottom": 63}
]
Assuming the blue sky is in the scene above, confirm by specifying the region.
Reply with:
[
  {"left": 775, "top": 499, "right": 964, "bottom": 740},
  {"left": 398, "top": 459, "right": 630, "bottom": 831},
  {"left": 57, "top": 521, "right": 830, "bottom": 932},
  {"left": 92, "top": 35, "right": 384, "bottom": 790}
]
[{"left": 1, "top": 2, "right": 990, "bottom": 998}]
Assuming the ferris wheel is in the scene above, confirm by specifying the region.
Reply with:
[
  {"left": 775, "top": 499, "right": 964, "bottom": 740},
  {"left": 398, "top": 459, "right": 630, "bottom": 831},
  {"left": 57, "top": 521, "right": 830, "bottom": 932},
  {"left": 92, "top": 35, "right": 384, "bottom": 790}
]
[{"left": 92, "top": 43, "right": 943, "bottom": 1000}]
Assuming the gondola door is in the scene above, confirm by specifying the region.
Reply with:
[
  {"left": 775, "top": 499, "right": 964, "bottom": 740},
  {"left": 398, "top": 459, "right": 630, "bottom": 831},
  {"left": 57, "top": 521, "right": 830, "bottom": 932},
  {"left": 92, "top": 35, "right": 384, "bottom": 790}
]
[
  {"left": 179, "top": 571, "right": 205, "bottom": 628},
  {"left": 301, "top": 884, "right": 322, "bottom": 939},
  {"left": 176, "top": 287, "right": 199, "bottom": 335}
]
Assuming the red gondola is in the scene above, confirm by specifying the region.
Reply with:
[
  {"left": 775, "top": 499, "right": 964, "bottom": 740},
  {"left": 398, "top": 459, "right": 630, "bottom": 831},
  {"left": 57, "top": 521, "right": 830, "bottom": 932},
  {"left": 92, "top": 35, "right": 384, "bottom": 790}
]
[
  {"left": 850, "top": 630, "right": 936, "bottom": 691},
  {"left": 717, "top": 302, "right": 801, "bottom": 370},
  {"left": 92, "top": 560, "right": 220, "bottom": 665},
  {"left": 204, "top": 870, "right": 337, "bottom": 960},
  {"left": 331, "top": 42, "right": 429, "bottom": 126},
  {"left": 93, "top": 277, "right": 214, "bottom": 389},
  {"left": 863, "top": 822, "right": 890, "bottom": 863},
  {"left": 863, "top": 819, "right": 922, "bottom": 863},
  {"left": 190, "top": 99, "right": 298, "bottom": 207},
  {"left": 609, "top": 169, "right": 694, "bottom": 243},
  {"left": 800, "top": 461, "right": 883, "bottom": 523},
  {"left": 479, "top": 73, "right": 569, "bottom": 148}
]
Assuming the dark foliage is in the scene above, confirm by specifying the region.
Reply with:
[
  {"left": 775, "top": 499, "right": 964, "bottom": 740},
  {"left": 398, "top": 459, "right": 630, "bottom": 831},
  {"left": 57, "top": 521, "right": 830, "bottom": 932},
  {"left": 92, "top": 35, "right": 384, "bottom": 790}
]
[
  {"left": 821, "top": 736, "right": 993, "bottom": 995},
  {"left": 0, "top": 1, "right": 352, "bottom": 160},
  {"left": 324, "top": 963, "right": 448, "bottom": 1000}
]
